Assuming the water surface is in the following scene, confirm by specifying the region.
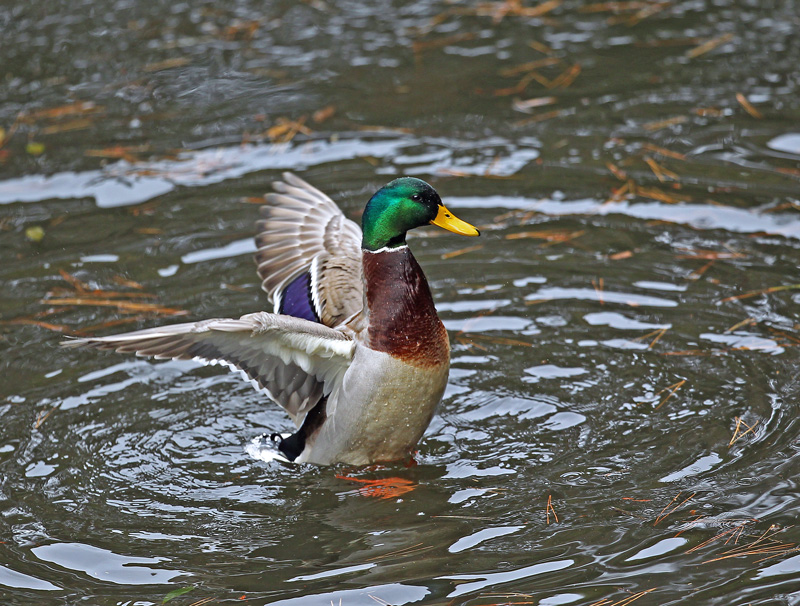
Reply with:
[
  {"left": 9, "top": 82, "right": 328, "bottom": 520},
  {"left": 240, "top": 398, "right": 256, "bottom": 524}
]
[{"left": 2, "top": 1, "right": 800, "bottom": 604}]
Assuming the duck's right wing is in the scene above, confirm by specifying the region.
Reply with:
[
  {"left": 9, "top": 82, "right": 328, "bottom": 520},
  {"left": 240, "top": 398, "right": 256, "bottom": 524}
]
[
  {"left": 62, "top": 312, "right": 354, "bottom": 427},
  {"left": 254, "top": 172, "right": 364, "bottom": 328}
]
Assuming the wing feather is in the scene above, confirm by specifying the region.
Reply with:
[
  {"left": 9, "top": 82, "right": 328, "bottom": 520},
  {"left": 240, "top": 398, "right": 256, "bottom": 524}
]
[
  {"left": 254, "top": 172, "right": 364, "bottom": 327},
  {"left": 63, "top": 312, "right": 354, "bottom": 426}
]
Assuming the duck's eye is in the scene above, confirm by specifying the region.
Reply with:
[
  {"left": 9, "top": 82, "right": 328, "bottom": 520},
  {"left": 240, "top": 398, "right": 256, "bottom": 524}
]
[{"left": 411, "top": 194, "right": 421, "bottom": 201}]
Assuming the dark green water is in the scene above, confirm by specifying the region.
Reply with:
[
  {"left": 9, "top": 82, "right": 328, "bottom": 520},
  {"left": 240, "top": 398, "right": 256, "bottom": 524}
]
[{"left": 2, "top": 1, "right": 800, "bottom": 604}]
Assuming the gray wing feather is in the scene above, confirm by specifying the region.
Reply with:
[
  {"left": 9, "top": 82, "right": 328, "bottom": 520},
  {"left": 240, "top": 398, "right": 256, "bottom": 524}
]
[
  {"left": 63, "top": 313, "right": 354, "bottom": 426},
  {"left": 254, "top": 172, "right": 364, "bottom": 327}
]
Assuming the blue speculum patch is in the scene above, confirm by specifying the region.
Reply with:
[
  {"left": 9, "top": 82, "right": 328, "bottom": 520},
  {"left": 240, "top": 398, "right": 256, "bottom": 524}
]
[{"left": 279, "top": 272, "right": 319, "bottom": 323}]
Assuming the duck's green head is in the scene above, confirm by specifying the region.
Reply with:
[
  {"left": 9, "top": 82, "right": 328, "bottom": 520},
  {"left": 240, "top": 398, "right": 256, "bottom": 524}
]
[{"left": 361, "top": 177, "right": 479, "bottom": 251}]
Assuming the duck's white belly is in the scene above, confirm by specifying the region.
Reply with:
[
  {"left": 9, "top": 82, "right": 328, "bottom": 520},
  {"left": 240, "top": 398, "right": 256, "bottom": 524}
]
[{"left": 298, "top": 344, "right": 449, "bottom": 465}]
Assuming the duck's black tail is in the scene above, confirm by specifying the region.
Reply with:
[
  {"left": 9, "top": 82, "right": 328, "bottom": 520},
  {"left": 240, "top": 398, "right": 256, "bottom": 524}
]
[{"left": 271, "top": 396, "right": 328, "bottom": 461}]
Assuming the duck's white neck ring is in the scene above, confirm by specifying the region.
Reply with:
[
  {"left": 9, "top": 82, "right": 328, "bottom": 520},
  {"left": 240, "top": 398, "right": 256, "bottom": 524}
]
[{"left": 363, "top": 245, "right": 409, "bottom": 254}]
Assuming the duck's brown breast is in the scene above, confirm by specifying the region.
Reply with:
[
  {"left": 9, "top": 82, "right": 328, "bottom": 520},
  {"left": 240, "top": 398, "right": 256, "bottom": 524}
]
[{"left": 362, "top": 247, "right": 449, "bottom": 368}]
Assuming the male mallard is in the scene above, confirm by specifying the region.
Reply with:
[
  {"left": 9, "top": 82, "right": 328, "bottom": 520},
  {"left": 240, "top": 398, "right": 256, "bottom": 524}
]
[{"left": 63, "top": 173, "right": 479, "bottom": 465}]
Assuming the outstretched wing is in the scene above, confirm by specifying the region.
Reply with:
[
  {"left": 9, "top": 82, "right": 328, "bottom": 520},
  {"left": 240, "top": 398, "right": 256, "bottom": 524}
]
[
  {"left": 255, "top": 172, "right": 364, "bottom": 328},
  {"left": 62, "top": 312, "right": 354, "bottom": 427}
]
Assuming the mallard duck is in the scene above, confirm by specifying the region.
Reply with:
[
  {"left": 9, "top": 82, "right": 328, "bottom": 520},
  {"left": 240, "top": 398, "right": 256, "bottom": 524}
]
[{"left": 63, "top": 173, "right": 479, "bottom": 465}]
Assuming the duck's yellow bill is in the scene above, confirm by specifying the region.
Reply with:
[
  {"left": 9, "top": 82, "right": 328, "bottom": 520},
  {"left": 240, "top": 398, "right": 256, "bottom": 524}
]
[{"left": 430, "top": 204, "right": 480, "bottom": 236}]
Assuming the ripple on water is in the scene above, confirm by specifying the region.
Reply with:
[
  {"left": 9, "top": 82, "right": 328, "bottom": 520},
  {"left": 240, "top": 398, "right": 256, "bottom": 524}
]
[
  {"left": 267, "top": 583, "right": 429, "bottom": 606},
  {"left": 625, "top": 537, "right": 688, "bottom": 562},
  {"left": 448, "top": 525, "right": 524, "bottom": 553},
  {"left": 524, "top": 364, "right": 588, "bottom": 383},
  {"left": 767, "top": 133, "right": 800, "bottom": 155},
  {"left": 438, "top": 559, "right": 575, "bottom": 598},
  {"left": 0, "top": 565, "right": 59, "bottom": 592},
  {"left": 526, "top": 287, "right": 678, "bottom": 308},
  {"left": 30, "top": 542, "right": 187, "bottom": 585},
  {"left": 450, "top": 196, "right": 800, "bottom": 241},
  {"left": 584, "top": 312, "right": 671, "bottom": 331}
]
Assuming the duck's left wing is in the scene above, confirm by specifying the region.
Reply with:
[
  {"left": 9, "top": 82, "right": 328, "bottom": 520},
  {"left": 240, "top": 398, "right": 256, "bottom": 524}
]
[
  {"left": 255, "top": 172, "right": 364, "bottom": 328},
  {"left": 62, "top": 312, "right": 354, "bottom": 426}
]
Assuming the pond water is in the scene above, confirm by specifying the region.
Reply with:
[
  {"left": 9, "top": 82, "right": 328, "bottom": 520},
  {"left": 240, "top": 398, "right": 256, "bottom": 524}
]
[{"left": 2, "top": 1, "right": 800, "bottom": 604}]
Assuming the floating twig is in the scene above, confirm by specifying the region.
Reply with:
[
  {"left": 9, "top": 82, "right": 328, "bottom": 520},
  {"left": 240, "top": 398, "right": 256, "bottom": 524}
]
[
  {"left": 529, "top": 40, "right": 554, "bottom": 54},
  {"left": 736, "top": 93, "right": 764, "bottom": 119},
  {"left": 42, "top": 118, "right": 93, "bottom": 134},
  {"left": 688, "top": 260, "right": 716, "bottom": 281},
  {"left": 512, "top": 96, "right": 558, "bottom": 113},
  {"left": 512, "top": 108, "right": 567, "bottom": 125},
  {"left": 725, "top": 318, "right": 756, "bottom": 333},
  {"left": 472, "top": 335, "right": 533, "bottom": 347},
  {"left": 546, "top": 64, "right": 581, "bottom": 89},
  {"left": 590, "top": 588, "right": 656, "bottom": 606},
  {"left": 676, "top": 248, "right": 746, "bottom": 260},
  {"left": 441, "top": 244, "right": 485, "bottom": 259},
  {"left": 505, "top": 229, "right": 585, "bottom": 246},
  {"left": 546, "top": 494, "right": 559, "bottom": 524},
  {"left": 368, "top": 594, "right": 391, "bottom": 606},
  {"left": 633, "top": 327, "right": 669, "bottom": 349},
  {"left": 455, "top": 336, "right": 489, "bottom": 351},
  {"left": 609, "top": 250, "right": 634, "bottom": 260},
  {"left": 655, "top": 491, "right": 696, "bottom": 525},
  {"left": 686, "top": 33, "right": 734, "bottom": 59},
  {"left": 266, "top": 116, "right": 311, "bottom": 143},
  {"left": 85, "top": 144, "right": 150, "bottom": 162},
  {"left": 365, "top": 542, "right": 434, "bottom": 562},
  {"left": 35, "top": 406, "right": 58, "bottom": 429},
  {"left": 20, "top": 101, "right": 103, "bottom": 123},
  {"left": 729, "top": 416, "right": 759, "bottom": 447},
  {"left": 720, "top": 284, "right": 800, "bottom": 303},
  {"left": 699, "top": 525, "right": 797, "bottom": 564},
  {"left": 643, "top": 155, "right": 679, "bottom": 182},
  {"left": 592, "top": 278, "right": 604, "bottom": 305},
  {"left": 654, "top": 379, "right": 686, "bottom": 410},
  {"left": 635, "top": 184, "right": 686, "bottom": 204},
  {"left": 603, "top": 181, "right": 634, "bottom": 205},
  {"left": 642, "top": 116, "right": 688, "bottom": 131},
  {"left": 606, "top": 162, "right": 627, "bottom": 181},
  {"left": 767, "top": 326, "right": 800, "bottom": 345},
  {"left": 641, "top": 143, "right": 686, "bottom": 161},
  {"left": 312, "top": 105, "right": 336, "bottom": 124}
]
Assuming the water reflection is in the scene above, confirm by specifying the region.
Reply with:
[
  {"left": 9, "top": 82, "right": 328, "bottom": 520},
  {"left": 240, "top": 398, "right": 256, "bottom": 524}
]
[
  {"left": 31, "top": 542, "right": 186, "bottom": 585},
  {"left": 439, "top": 559, "right": 575, "bottom": 598}
]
